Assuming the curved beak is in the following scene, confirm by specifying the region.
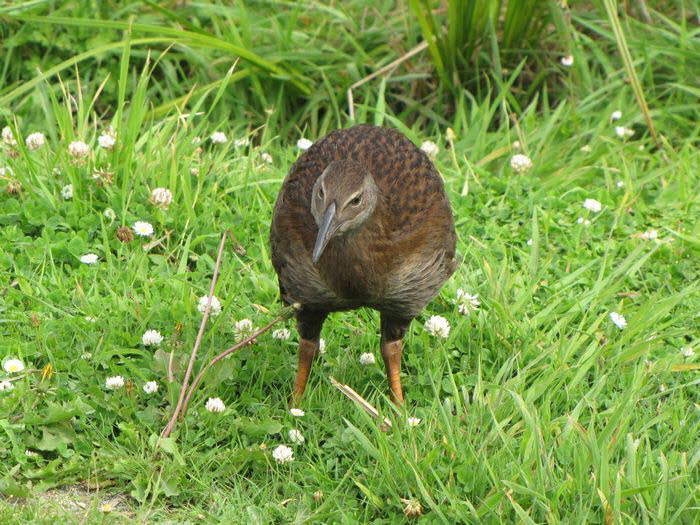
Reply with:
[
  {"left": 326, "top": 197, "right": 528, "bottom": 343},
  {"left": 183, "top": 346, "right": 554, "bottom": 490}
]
[{"left": 312, "top": 202, "right": 337, "bottom": 264}]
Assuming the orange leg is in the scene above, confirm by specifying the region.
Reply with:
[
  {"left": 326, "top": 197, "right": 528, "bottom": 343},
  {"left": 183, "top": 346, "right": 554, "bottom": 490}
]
[
  {"left": 290, "top": 338, "right": 319, "bottom": 405},
  {"left": 381, "top": 339, "right": 404, "bottom": 405}
]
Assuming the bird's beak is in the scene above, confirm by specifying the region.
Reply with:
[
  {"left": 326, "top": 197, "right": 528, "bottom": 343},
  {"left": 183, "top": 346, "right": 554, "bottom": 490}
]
[{"left": 312, "top": 202, "right": 337, "bottom": 264}]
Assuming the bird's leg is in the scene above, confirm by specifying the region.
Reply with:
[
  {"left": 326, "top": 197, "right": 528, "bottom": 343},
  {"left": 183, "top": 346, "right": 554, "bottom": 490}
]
[
  {"left": 289, "top": 309, "right": 327, "bottom": 406},
  {"left": 381, "top": 339, "right": 404, "bottom": 404},
  {"left": 291, "top": 338, "right": 318, "bottom": 404},
  {"left": 380, "top": 315, "right": 411, "bottom": 405}
]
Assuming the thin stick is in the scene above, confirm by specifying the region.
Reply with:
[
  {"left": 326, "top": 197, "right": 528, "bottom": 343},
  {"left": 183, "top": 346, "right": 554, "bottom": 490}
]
[
  {"left": 347, "top": 41, "right": 428, "bottom": 120},
  {"left": 167, "top": 350, "right": 175, "bottom": 383},
  {"left": 179, "top": 305, "right": 298, "bottom": 418},
  {"left": 161, "top": 231, "right": 228, "bottom": 438},
  {"left": 329, "top": 376, "right": 392, "bottom": 429}
]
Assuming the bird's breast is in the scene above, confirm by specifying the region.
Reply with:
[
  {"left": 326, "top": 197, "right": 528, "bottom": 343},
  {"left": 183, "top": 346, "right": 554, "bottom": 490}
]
[{"left": 315, "top": 234, "right": 391, "bottom": 305}]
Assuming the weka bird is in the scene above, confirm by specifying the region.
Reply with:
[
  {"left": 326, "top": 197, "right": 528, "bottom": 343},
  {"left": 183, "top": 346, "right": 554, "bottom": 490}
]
[{"left": 270, "top": 125, "right": 456, "bottom": 404}]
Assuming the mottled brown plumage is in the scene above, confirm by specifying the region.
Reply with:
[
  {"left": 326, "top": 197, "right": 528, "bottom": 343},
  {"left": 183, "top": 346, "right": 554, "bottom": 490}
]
[{"left": 270, "top": 124, "right": 456, "bottom": 404}]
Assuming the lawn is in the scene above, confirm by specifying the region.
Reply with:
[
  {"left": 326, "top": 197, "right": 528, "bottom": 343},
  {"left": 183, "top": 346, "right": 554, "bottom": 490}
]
[{"left": 0, "top": 1, "right": 698, "bottom": 523}]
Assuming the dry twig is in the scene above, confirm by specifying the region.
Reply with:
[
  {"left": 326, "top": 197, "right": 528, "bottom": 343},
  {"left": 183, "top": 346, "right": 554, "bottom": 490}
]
[
  {"left": 161, "top": 231, "right": 228, "bottom": 438},
  {"left": 329, "top": 376, "right": 392, "bottom": 429},
  {"left": 160, "top": 231, "right": 298, "bottom": 440},
  {"left": 180, "top": 304, "right": 298, "bottom": 417},
  {"left": 347, "top": 41, "right": 428, "bottom": 120}
]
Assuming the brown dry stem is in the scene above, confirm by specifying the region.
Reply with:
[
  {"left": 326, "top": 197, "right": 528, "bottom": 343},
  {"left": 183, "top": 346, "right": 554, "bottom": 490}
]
[
  {"left": 161, "top": 231, "right": 228, "bottom": 439},
  {"left": 160, "top": 229, "right": 298, "bottom": 441},
  {"left": 180, "top": 305, "right": 298, "bottom": 418},
  {"left": 329, "top": 376, "right": 392, "bottom": 430}
]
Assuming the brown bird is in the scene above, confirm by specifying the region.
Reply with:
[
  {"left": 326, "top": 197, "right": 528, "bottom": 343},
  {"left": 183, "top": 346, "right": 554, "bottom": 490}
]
[{"left": 270, "top": 125, "right": 456, "bottom": 405}]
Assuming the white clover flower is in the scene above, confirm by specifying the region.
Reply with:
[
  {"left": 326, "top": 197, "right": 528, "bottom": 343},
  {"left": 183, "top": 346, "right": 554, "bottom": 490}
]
[
  {"left": 615, "top": 126, "right": 634, "bottom": 138},
  {"left": 639, "top": 229, "right": 658, "bottom": 241},
  {"left": 68, "top": 140, "right": 90, "bottom": 158},
  {"left": 407, "top": 417, "right": 421, "bottom": 427},
  {"left": 210, "top": 131, "right": 227, "bottom": 144},
  {"left": 234, "top": 137, "right": 250, "bottom": 147},
  {"left": 150, "top": 187, "right": 173, "bottom": 209},
  {"left": 288, "top": 429, "right": 305, "bottom": 444},
  {"left": 79, "top": 253, "right": 99, "bottom": 264},
  {"left": 81, "top": 352, "right": 92, "bottom": 360},
  {"left": 143, "top": 381, "right": 158, "bottom": 394},
  {"left": 104, "top": 208, "right": 116, "bottom": 221},
  {"left": 260, "top": 152, "right": 273, "bottom": 164},
  {"left": 512, "top": 140, "right": 521, "bottom": 150},
  {"left": 2, "top": 126, "right": 17, "bottom": 146},
  {"left": 659, "top": 384, "right": 666, "bottom": 393},
  {"left": 402, "top": 499, "right": 423, "bottom": 518},
  {"left": 510, "top": 154, "right": 533, "bottom": 173},
  {"left": 272, "top": 328, "right": 291, "bottom": 340},
  {"left": 25, "top": 132, "right": 46, "bottom": 150},
  {"left": 610, "top": 312, "right": 627, "bottom": 329},
  {"left": 98, "top": 133, "right": 115, "bottom": 150},
  {"left": 197, "top": 295, "right": 222, "bottom": 316},
  {"left": 560, "top": 54, "right": 574, "bottom": 67},
  {"left": 681, "top": 347, "right": 694, "bottom": 358},
  {"left": 25, "top": 450, "right": 38, "bottom": 458},
  {"left": 192, "top": 136, "right": 202, "bottom": 145},
  {"left": 0, "top": 380, "right": 14, "bottom": 392},
  {"left": 616, "top": 180, "right": 624, "bottom": 188},
  {"left": 0, "top": 166, "right": 13, "bottom": 177},
  {"left": 133, "top": 221, "right": 154, "bottom": 237},
  {"left": 61, "top": 184, "right": 73, "bottom": 200},
  {"left": 455, "top": 289, "right": 480, "bottom": 315},
  {"left": 359, "top": 352, "right": 375, "bottom": 365},
  {"left": 105, "top": 375, "right": 125, "bottom": 390},
  {"left": 142, "top": 329, "right": 164, "bottom": 347},
  {"left": 318, "top": 338, "right": 326, "bottom": 354},
  {"left": 297, "top": 138, "right": 313, "bottom": 150},
  {"left": 233, "top": 319, "right": 255, "bottom": 341},
  {"left": 424, "top": 315, "right": 450, "bottom": 338},
  {"left": 272, "top": 444, "right": 294, "bottom": 464},
  {"left": 84, "top": 316, "right": 97, "bottom": 323},
  {"left": 420, "top": 140, "right": 439, "bottom": 159},
  {"left": 576, "top": 217, "right": 591, "bottom": 226},
  {"left": 583, "top": 198, "right": 602, "bottom": 213},
  {"left": 3, "top": 359, "right": 24, "bottom": 374},
  {"left": 526, "top": 239, "right": 533, "bottom": 246},
  {"left": 289, "top": 408, "right": 305, "bottom": 417},
  {"left": 611, "top": 111, "right": 622, "bottom": 121},
  {"left": 205, "top": 397, "right": 225, "bottom": 413},
  {"left": 580, "top": 144, "right": 592, "bottom": 153}
]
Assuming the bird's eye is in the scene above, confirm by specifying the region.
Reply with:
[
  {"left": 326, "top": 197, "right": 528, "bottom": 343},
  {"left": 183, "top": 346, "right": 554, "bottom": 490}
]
[{"left": 349, "top": 195, "right": 362, "bottom": 207}]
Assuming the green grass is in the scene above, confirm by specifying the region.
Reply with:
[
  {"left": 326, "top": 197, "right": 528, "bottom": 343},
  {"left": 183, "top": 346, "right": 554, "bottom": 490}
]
[{"left": 1, "top": 2, "right": 699, "bottom": 523}]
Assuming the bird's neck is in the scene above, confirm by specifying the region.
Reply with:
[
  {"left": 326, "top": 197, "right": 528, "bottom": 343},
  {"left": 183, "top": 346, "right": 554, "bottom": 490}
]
[
  {"left": 318, "top": 201, "right": 392, "bottom": 299},
  {"left": 331, "top": 198, "right": 390, "bottom": 255}
]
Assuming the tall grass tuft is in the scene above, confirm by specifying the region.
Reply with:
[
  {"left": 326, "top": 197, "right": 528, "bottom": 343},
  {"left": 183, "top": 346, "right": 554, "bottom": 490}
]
[
  {"left": 1, "top": 2, "right": 696, "bottom": 138},
  {"left": 603, "top": 0, "right": 661, "bottom": 149},
  {"left": 408, "top": 0, "right": 566, "bottom": 95}
]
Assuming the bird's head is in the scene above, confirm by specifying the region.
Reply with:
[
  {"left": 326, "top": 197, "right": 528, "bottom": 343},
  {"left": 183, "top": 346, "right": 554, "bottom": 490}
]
[{"left": 310, "top": 159, "right": 379, "bottom": 264}]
